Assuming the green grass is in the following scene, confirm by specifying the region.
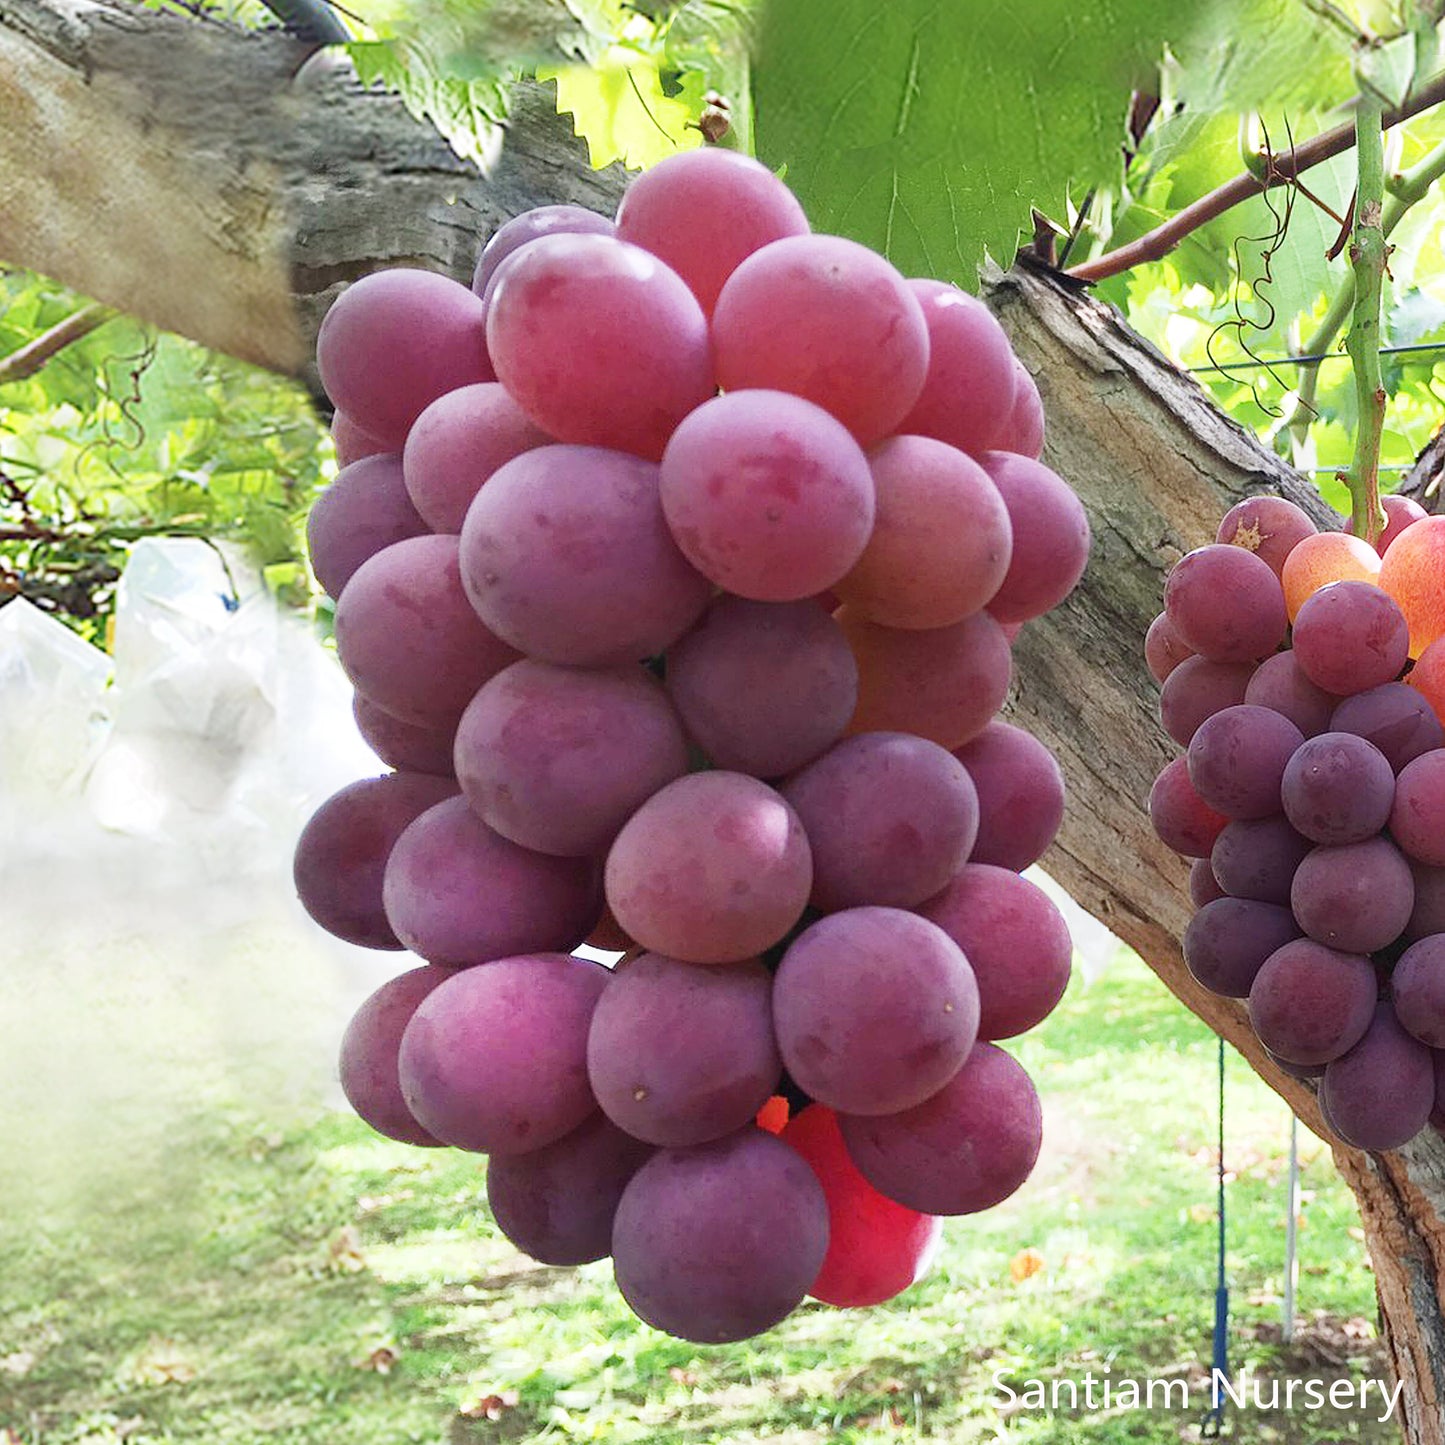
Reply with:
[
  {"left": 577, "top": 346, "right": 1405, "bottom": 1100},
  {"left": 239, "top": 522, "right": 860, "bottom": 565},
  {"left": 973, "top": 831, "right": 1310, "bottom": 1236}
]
[{"left": 0, "top": 951, "right": 1395, "bottom": 1445}]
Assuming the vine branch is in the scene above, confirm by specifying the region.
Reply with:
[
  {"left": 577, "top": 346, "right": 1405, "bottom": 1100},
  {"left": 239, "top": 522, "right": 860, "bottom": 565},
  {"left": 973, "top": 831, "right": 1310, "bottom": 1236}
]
[
  {"left": 1066, "top": 69, "right": 1445, "bottom": 283},
  {"left": 0, "top": 303, "right": 117, "bottom": 387},
  {"left": 1344, "top": 90, "right": 1389, "bottom": 544}
]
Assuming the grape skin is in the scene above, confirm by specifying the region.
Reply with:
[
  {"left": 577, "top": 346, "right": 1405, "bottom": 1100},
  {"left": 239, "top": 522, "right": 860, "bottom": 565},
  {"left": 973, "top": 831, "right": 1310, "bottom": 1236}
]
[
  {"left": 1148, "top": 757, "right": 1228, "bottom": 859},
  {"left": 1280, "top": 732, "right": 1396, "bottom": 845},
  {"left": 1247, "top": 939, "right": 1377, "bottom": 1065},
  {"left": 352, "top": 695, "right": 455, "bottom": 778},
  {"left": 471, "top": 204, "right": 615, "bottom": 298},
  {"left": 1330, "top": 682, "right": 1445, "bottom": 772},
  {"left": 1390, "top": 934, "right": 1445, "bottom": 1047},
  {"left": 980, "top": 452, "right": 1091, "bottom": 624},
  {"left": 1290, "top": 580, "right": 1409, "bottom": 697},
  {"left": 1389, "top": 750, "right": 1445, "bottom": 867},
  {"left": 1163, "top": 544, "right": 1287, "bottom": 663},
  {"left": 1186, "top": 704, "right": 1304, "bottom": 821},
  {"left": 1210, "top": 815, "right": 1312, "bottom": 905},
  {"left": 1243, "top": 651, "right": 1336, "bottom": 738},
  {"left": 772, "top": 907, "right": 979, "bottom": 1116},
  {"left": 306, "top": 453, "right": 427, "bottom": 600},
  {"left": 1159, "top": 657, "right": 1255, "bottom": 747},
  {"left": 1183, "top": 898, "right": 1299, "bottom": 999},
  {"left": 952, "top": 722, "right": 1065, "bottom": 872},
  {"left": 1319, "top": 1003, "right": 1434, "bottom": 1151},
  {"left": 611, "top": 1129, "right": 829, "bottom": 1344},
  {"left": 1215, "top": 495, "right": 1317, "bottom": 577},
  {"left": 1290, "top": 836, "right": 1414, "bottom": 954}
]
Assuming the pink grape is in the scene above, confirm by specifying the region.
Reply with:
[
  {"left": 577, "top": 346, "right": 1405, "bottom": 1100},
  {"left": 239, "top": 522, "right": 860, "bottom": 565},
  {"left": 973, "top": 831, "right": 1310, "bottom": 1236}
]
[
  {"left": 316, "top": 268, "right": 493, "bottom": 447},
  {"left": 952, "top": 722, "right": 1065, "bottom": 871},
  {"left": 604, "top": 772, "right": 812, "bottom": 964},
  {"left": 398, "top": 952, "right": 609, "bottom": 1154},
  {"left": 611, "top": 1129, "right": 828, "bottom": 1344},
  {"left": 1389, "top": 750, "right": 1445, "bottom": 866},
  {"left": 1319, "top": 1003, "right": 1434, "bottom": 1150},
  {"left": 1145, "top": 611, "right": 1195, "bottom": 683},
  {"left": 459, "top": 445, "right": 712, "bottom": 667},
  {"left": 485, "top": 232, "right": 714, "bottom": 460},
  {"left": 834, "top": 434, "right": 1012, "bottom": 629},
  {"left": 1291, "top": 581, "right": 1409, "bottom": 696},
  {"left": 1004, "top": 359, "right": 1045, "bottom": 458},
  {"left": 782, "top": 732, "right": 979, "bottom": 911},
  {"left": 292, "top": 772, "right": 457, "bottom": 950},
  {"left": 334, "top": 534, "right": 520, "bottom": 729},
  {"left": 774, "top": 908, "right": 979, "bottom": 1116},
  {"left": 658, "top": 390, "right": 875, "bottom": 601},
  {"left": 1248, "top": 939, "right": 1377, "bottom": 1065},
  {"left": 382, "top": 795, "right": 600, "bottom": 966},
  {"left": 1163, "top": 544, "right": 1288, "bottom": 663},
  {"left": 614, "top": 148, "right": 810, "bottom": 315},
  {"left": 1215, "top": 495, "right": 1317, "bottom": 577},
  {"left": 839, "top": 1042, "right": 1042, "bottom": 1215},
  {"left": 1346, "top": 492, "right": 1429, "bottom": 555},
  {"left": 486, "top": 1113, "right": 653, "bottom": 1267},
  {"left": 352, "top": 695, "right": 455, "bottom": 778},
  {"left": 1280, "top": 732, "right": 1395, "bottom": 844},
  {"left": 711, "top": 234, "right": 929, "bottom": 446},
  {"left": 306, "top": 453, "right": 426, "bottom": 599},
  {"left": 897, "top": 281, "right": 1018, "bottom": 457},
  {"left": 917, "top": 864, "right": 1072, "bottom": 1039},
  {"left": 1243, "top": 651, "right": 1336, "bottom": 737},
  {"left": 339, "top": 965, "right": 450, "bottom": 1146},
  {"left": 663, "top": 596, "right": 858, "bottom": 778},
  {"left": 1159, "top": 657, "right": 1256, "bottom": 747},
  {"left": 1291, "top": 836, "right": 1414, "bottom": 953},
  {"left": 840, "top": 607, "right": 1012, "bottom": 750},
  {"left": 980, "top": 452, "right": 1091, "bottom": 624},
  {"left": 402, "top": 382, "right": 550, "bottom": 534},
  {"left": 1148, "top": 756, "right": 1229, "bottom": 858},
  {"left": 454, "top": 660, "right": 689, "bottom": 857},
  {"left": 471, "top": 204, "right": 615, "bottom": 297},
  {"left": 331, "top": 410, "right": 388, "bottom": 467},
  {"left": 587, "top": 953, "right": 780, "bottom": 1147}
]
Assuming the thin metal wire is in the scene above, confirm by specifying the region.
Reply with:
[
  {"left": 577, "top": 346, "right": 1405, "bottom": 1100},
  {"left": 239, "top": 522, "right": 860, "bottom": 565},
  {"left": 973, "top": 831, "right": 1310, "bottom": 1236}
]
[{"left": 1192, "top": 340, "right": 1445, "bottom": 375}]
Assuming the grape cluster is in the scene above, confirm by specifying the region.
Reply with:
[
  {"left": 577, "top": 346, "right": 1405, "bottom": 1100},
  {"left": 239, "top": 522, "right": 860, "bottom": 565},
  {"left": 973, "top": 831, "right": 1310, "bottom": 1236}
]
[
  {"left": 293, "top": 148, "right": 1091, "bottom": 1343},
  {"left": 1149, "top": 494, "right": 1445, "bottom": 1151}
]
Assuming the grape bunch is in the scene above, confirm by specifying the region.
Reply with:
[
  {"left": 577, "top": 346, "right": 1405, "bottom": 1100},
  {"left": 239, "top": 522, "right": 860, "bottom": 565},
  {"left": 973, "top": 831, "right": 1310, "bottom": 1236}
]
[
  {"left": 1148, "top": 494, "right": 1445, "bottom": 1152},
  {"left": 293, "top": 147, "right": 1091, "bottom": 1344}
]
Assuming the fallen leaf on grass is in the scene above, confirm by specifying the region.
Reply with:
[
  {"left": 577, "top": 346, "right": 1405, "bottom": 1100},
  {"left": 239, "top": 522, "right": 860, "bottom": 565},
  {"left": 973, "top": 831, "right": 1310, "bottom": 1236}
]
[
  {"left": 667, "top": 1367, "right": 698, "bottom": 1387},
  {"left": 354, "top": 1347, "right": 399, "bottom": 1374},
  {"left": 1010, "top": 1248, "right": 1046, "bottom": 1282},
  {"left": 459, "top": 1391, "right": 519, "bottom": 1420},
  {"left": 0, "top": 1352, "right": 35, "bottom": 1377},
  {"left": 1, "top": 1429, "right": 23, "bottom": 1444},
  {"left": 329, "top": 1225, "right": 367, "bottom": 1273},
  {"left": 131, "top": 1337, "right": 197, "bottom": 1386}
]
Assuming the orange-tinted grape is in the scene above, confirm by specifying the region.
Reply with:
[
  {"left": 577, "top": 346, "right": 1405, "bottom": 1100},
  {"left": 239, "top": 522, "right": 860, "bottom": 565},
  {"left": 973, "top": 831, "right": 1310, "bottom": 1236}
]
[
  {"left": 1379, "top": 515, "right": 1445, "bottom": 658},
  {"left": 1280, "top": 531, "right": 1381, "bottom": 620},
  {"left": 1408, "top": 635, "right": 1445, "bottom": 728}
]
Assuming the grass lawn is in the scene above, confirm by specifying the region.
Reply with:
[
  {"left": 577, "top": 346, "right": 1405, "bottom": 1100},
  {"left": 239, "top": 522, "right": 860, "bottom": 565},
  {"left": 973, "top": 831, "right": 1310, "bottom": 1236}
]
[{"left": 0, "top": 948, "right": 1395, "bottom": 1445}]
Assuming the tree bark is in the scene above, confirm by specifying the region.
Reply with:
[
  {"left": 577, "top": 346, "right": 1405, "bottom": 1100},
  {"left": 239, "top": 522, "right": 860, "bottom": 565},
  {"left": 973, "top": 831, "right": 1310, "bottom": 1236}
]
[{"left": 5, "top": 1, "right": 1445, "bottom": 1437}]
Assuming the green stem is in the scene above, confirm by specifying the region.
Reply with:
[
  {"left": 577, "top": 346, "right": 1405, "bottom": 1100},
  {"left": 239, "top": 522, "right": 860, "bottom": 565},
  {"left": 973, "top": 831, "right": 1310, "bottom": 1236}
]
[
  {"left": 1284, "top": 136, "right": 1445, "bottom": 451},
  {"left": 1345, "top": 91, "right": 1389, "bottom": 544}
]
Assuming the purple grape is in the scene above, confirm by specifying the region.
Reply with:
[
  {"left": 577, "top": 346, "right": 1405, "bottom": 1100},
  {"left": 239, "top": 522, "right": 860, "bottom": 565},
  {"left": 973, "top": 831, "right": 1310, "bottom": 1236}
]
[
  {"left": 1330, "top": 682, "right": 1445, "bottom": 772},
  {"left": 1319, "top": 1003, "right": 1434, "bottom": 1150},
  {"left": 1389, "top": 751, "right": 1445, "bottom": 867},
  {"left": 1146, "top": 611, "right": 1195, "bottom": 683},
  {"left": 307, "top": 453, "right": 427, "bottom": 599},
  {"left": 1248, "top": 939, "right": 1377, "bottom": 1065},
  {"left": 454, "top": 660, "right": 689, "bottom": 857},
  {"left": 587, "top": 953, "right": 780, "bottom": 1147},
  {"left": 1163, "top": 544, "right": 1288, "bottom": 663},
  {"left": 1390, "top": 934, "right": 1445, "bottom": 1047},
  {"left": 917, "top": 864, "right": 1072, "bottom": 1039},
  {"left": 1190, "top": 858, "right": 1227, "bottom": 907},
  {"left": 292, "top": 772, "right": 458, "bottom": 949},
  {"left": 1159, "top": 657, "right": 1256, "bottom": 747},
  {"left": 782, "top": 732, "right": 979, "bottom": 912},
  {"left": 839, "top": 1042, "right": 1042, "bottom": 1215},
  {"left": 1291, "top": 837, "right": 1414, "bottom": 953},
  {"left": 1186, "top": 704, "right": 1303, "bottom": 820},
  {"left": 1216, "top": 495, "right": 1317, "bottom": 577},
  {"left": 664, "top": 596, "right": 858, "bottom": 778},
  {"left": 398, "top": 952, "right": 610, "bottom": 1155},
  {"left": 1243, "top": 651, "right": 1336, "bottom": 736},
  {"left": 339, "top": 965, "right": 450, "bottom": 1146},
  {"left": 1149, "top": 757, "right": 1228, "bottom": 858},
  {"left": 952, "top": 721, "right": 1066, "bottom": 871},
  {"left": 382, "top": 795, "right": 601, "bottom": 967},
  {"left": 1407, "top": 862, "right": 1445, "bottom": 941},
  {"left": 611, "top": 1130, "right": 829, "bottom": 1343},
  {"left": 773, "top": 908, "right": 979, "bottom": 1116},
  {"left": 1183, "top": 898, "right": 1300, "bottom": 998},
  {"left": 1291, "top": 580, "right": 1410, "bottom": 697},
  {"left": 1210, "top": 815, "right": 1312, "bottom": 905},
  {"left": 486, "top": 1113, "right": 653, "bottom": 1266},
  {"left": 1280, "top": 732, "right": 1396, "bottom": 844}
]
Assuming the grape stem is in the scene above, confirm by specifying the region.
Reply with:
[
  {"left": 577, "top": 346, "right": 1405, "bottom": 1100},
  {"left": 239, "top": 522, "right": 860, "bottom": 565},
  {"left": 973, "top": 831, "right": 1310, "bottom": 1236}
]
[
  {"left": 1065, "top": 68, "right": 1445, "bottom": 283},
  {"left": 1279, "top": 135, "right": 1445, "bottom": 453},
  {"left": 1344, "top": 89, "right": 1388, "bottom": 545},
  {"left": 0, "top": 303, "right": 117, "bottom": 386}
]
